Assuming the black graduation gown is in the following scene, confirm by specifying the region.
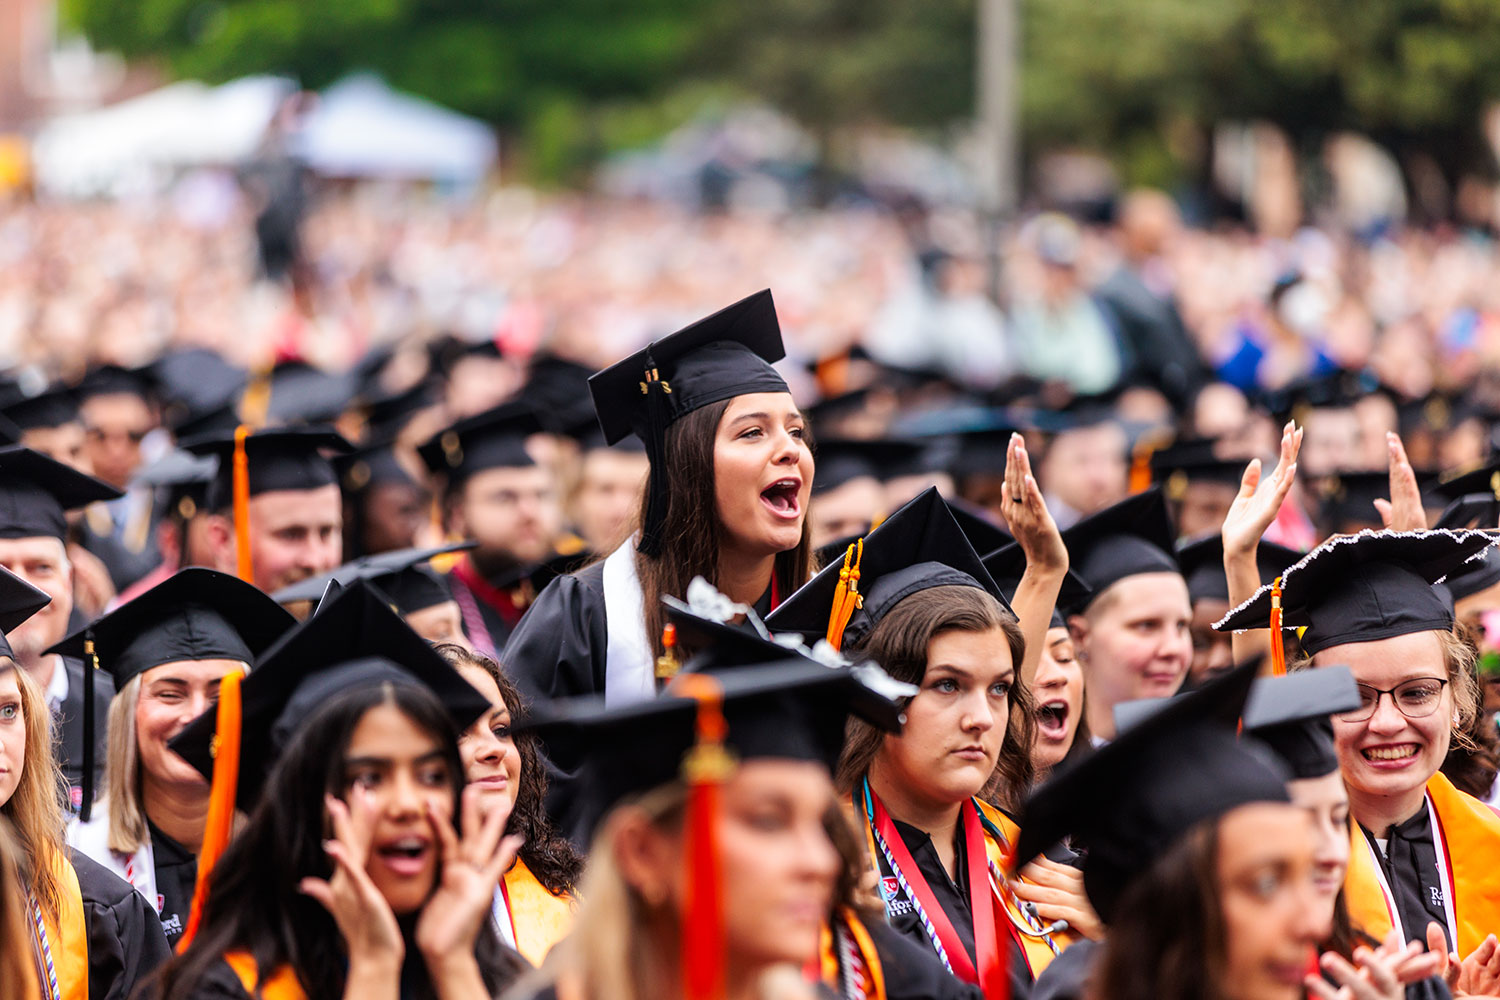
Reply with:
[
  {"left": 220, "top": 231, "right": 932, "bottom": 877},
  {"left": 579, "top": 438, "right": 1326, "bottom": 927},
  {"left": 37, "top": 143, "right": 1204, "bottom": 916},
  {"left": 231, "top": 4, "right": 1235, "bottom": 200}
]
[
  {"left": 872, "top": 818, "right": 1034, "bottom": 1000},
  {"left": 864, "top": 916, "right": 985, "bottom": 1000},
  {"left": 1029, "top": 938, "right": 1097, "bottom": 1000},
  {"left": 53, "top": 656, "right": 114, "bottom": 811},
  {"left": 70, "top": 847, "right": 173, "bottom": 1000},
  {"left": 1361, "top": 810, "right": 1450, "bottom": 949},
  {"left": 501, "top": 563, "right": 608, "bottom": 703},
  {"left": 446, "top": 562, "right": 541, "bottom": 658},
  {"left": 146, "top": 821, "right": 198, "bottom": 946}
]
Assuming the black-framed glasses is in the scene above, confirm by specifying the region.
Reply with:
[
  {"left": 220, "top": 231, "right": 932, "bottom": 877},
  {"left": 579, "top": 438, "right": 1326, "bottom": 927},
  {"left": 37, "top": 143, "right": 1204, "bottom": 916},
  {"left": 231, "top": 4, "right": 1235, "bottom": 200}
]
[{"left": 1337, "top": 678, "right": 1450, "bottom": 723}]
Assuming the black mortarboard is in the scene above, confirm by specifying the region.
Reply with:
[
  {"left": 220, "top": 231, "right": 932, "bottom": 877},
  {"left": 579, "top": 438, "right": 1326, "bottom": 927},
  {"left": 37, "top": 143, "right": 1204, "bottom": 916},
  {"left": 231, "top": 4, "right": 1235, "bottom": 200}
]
[
  {"left": 336, "top": 440, "right": 418, "bottom": 495},
  {"left": 946, "top": 423, "right": 1024, "bottom": 484},
  {"left": 150, "top": 348, "right": 246, "bottom": 429},
  {"left": 766, "top": 488, "right": 1011, "bottom": 649},
  {"left": 2, "top": 385, "right": 80, "bottom": 432},
  {"left": 0, "top": 412, "right": 18, "bottom": 446},
  {"left": 812, "top": 438, "right": 920, "bottom": 494},
  {"left": 1216, "top": 530, "right": 1497, "bottom": 655},
  {"left": 1310, "top": 470, "right": 1399, "bottom": 533},
  {"left": 948, "top": 498, "right": 1012, "bottom": 554},
  {"left": 170, "top": 580, "right": 490, "bottom": 810},
  {"left": 429, "top": 335, "right": 503, "bottom": 377},
  {"left": 1149, "top": 438, "right": 1245, "bottom": 500},
  {"left": 805, "top": 387, "right": 876, "bottom": 429},
  {"left": 168, "top": 403, "right": 242, "bottom": 442},
  {"left": 1435, "top": 493, "right": 1500, "bottom": 532},
  {"left": 1013, "top": 660, "right": 1289, "bottom": 922},
  {"left": 1431, "top": 460, "right": 1500, "bottom": 503},
  {"left": 1242, "top": 666, "right": 1360, "bottom": 780},
  {"left": 359, "top": 379, "right": 437, "bottom": 441},
  {"left": 47, "top": 568, "right": 294, "bottom": 688},
  {"left": 0, "top": 565, "right": 52, "bottom": 661},
  {"left": 1258, "top": 369, "right": 1378, "bottom": 420},
  {"left": 416, "top": 401, "right": 540, "bottom": 485},
  {"left": 1176, "top": 534, "right": 1303, "bottom": 604},
  {"left": 0, "top": 446, "right": 123, "bottom": 539},
  {"left": 182, "top": 426, "right": 353, "bottom": 510},
  {"left": 135, "top": 449, "right": 218, "bottom": 521},
  {"left": 982, "top": 541, "right": 1093, "bottom": 628},
  {"left": 1060, "top": 489, "right": 1180, "bottom": 605},
  {"left": 1446, "top": 546, "right": 1500, "bottom": 602},
  {"left": 587, "top": 290, "right": 787, "bottom": 557},
  {"left": 78, "top": 364, "right": 156, "bottom": 403},
  {"left": 521, "top": 660, "right": 905, "bottom": 840},
  {"left": 515, "top": 353, "right": 599, "bottom": 439},
  {"left": 271, "top": 541, "right": 474, "bottom": 613},
  {"left": 264, "top": 360, "right": 360, "bottom": 425}
]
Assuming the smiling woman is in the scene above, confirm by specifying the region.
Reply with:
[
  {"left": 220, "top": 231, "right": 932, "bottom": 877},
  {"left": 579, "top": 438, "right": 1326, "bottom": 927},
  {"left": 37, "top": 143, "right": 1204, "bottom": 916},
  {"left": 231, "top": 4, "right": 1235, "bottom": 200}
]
[{"left": 501, "top": 291, "right": 815, "bottom": 753}]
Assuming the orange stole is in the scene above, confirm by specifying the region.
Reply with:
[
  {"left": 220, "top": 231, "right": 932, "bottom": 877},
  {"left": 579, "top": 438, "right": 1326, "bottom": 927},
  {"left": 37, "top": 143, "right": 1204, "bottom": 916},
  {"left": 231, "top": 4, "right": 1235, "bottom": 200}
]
[
  {"left": 1344, "top": 772, "right": 1500, "bottom": 956},
  {"left": 975, "top": 800, "right": 1079, "bottom": 979},
  {"left": 26, "top": 854, "right": 90, "bottom": 1000},
  {"left": 815, "top": 907, "right": 886, "bottom": 999},
  {"left": 503, "top": 859, "right": 576, "bottom": 967},
  {"left": 224, "top": 952, "right": 308, "bottom": 1000}
]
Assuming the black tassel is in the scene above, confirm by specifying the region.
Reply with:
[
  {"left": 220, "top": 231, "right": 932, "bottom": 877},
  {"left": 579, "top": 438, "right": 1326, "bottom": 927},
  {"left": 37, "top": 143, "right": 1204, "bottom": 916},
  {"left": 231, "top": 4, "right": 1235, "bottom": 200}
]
[
  {"left": 81, "top": 634, "right": 97, "bottom": 823},
  {"left": 639, "top": 355, "right": 672, "bottom": 558}
]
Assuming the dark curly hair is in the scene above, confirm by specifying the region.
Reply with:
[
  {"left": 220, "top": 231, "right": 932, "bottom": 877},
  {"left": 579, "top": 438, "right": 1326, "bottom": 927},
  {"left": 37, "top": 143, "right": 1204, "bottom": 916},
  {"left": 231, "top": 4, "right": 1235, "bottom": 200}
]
[{"left": 435, "top": 643, "right": 584, "bottom": 896}]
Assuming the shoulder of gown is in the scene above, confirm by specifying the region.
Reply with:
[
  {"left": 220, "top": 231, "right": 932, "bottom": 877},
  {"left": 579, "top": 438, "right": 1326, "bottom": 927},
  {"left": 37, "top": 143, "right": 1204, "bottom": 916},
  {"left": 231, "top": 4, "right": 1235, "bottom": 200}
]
[
  {"left": 68, "top": 847, "right": 173, "bottom": 1000},
  {"left": 502, "top": 563, "right": 607, "bottom": 702},
  {"left": 1030, "top": 938, "right": 1098, "bottom": 1000},
  {"left": 862, "top": 914, "right": 985, "bottom": 1000}
]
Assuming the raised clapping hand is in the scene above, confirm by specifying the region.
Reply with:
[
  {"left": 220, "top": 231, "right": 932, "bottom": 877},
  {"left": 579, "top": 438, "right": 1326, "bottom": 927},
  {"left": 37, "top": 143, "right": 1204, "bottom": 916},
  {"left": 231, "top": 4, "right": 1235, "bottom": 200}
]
[
  {"left": 1221, "top": 421, "right": 1301, "bottom": 558},
  {"left": 1307, "top": 930, "right": 1436, "bottom": 1000},
  {"left": 1373, "top": 432, "right": 1428, "bottom": 533},
  {"left": 414, "top": 784, "right": 524, "bottom": 969},
  {"left": 299, "top": 790, "right": 407, "bottom": 976},
  {"left": 1428, "top": 921, "right": 1500, "bottom": 997},
  {"left": 1002, "top": 432, "right": 1067, "bottom": 574}
]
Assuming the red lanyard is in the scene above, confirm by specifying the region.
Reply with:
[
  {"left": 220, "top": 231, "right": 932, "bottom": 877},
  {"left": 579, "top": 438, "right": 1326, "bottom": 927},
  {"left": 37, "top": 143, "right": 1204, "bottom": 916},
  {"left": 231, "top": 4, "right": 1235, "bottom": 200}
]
[{"left": 869, "top": 793, "right": 1008, "bottom": 998}]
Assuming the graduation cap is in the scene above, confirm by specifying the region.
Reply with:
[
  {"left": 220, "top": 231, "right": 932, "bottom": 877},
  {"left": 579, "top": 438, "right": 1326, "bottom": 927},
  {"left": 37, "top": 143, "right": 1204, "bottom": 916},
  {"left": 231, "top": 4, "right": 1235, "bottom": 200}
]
[
  {"left": 947, "top": 498, "right": 1011, "bottom": 555},
  {"left": 336, "top": 440, "right": 418, "bottom": 495},
  {"left": 270, "top": 541, "right": 474, "bottom": 613},
  {"left": 150, "top": 348, "right": 246, "bottom": 427},
  {"left": 1216, "top": 529, "right": 1498, "bottom": 656},
  {"left": 1012, "top": 660, "right": 1290, "bottom": 922},
  {"left": 0, "top": 445, "right": 123, "bottom": 540},
  {"left": 1059, "top": 488, "right": 1180, "bottom": 605},
  {"left": 359, "top": 379, "right": 437, "bottom": 441},
  {"left": 0, "top": 565, "right": 52, "bottom": 661},
  {"left": 766, "top": 487, "right": 1010, "bottom": 651},
  {"left": 0, "top": 412, "right": 18, "bottom": 447},
  {"left": 1258, "top": 369, "right": 1379, "bottom": 420},
  {"left": 587, "top": 290, "right": 787, "bottom": 557},
  {"left": 982, "top": 541, "right": 1093, "bottom": 628},
  {"left": 134, "top": 449, "right": 218, "bottom": 522},
  {"left": 182, "top": 426, "right": 353, "bottom": 510},
  {"left": 2, "top": 384, "right": 80, "bottom": 432},
  {"left": 1176, "top": 534, "right": 1303, "bottom": 605},
  {"left": 264, "top": 360, "right": 361, "bottom": 425},
  {"left": 1446, "top": 546, "right": 1500, "bottom": 603},
  {"left": 521, "top": 660, "right": 906, "bottom": 841},
  {"left": 1242, "top": 666, "right": 1360, "bottom": 780},
  {"left": 77, "top": 364, "right": 157, "bottom": 403},
  {"left": 429, "top": 334, "right": 504, "bottom": 377},
  {"left": 1435, "top": 493, "right": 1500, "bottom": 532},
  {"left": 416, "top": 401, "right": 541, "bottom": 485},
  {"left": 167, "top": 403, "right": 242, "bottom": 442},
  {"left": 812, "top": 438, "right": 920, "bottom": 494},
  {"left": 1432, "top": 460, "right": 1500, "bottom": 504},
  {"left": 514, "top": 353, "right": 600, "bottom": 439},
  {"left": 946, "top": 423, "right": 1025, "bottom": 484},
  {"left": 1310, "top": 470, "right": 1400, "bottom": 533},
  {"left": 170, "top": 580, "right": 491, "bottom": 812},
  {"left": 48, "top": 568, "right": 295, "bottom": 689},
  {"left": 805, "top": 387, "right": 879, "bottom": 431},
  {"left": 1149, "top": 439, "right": 1245, "bottom": 500}
]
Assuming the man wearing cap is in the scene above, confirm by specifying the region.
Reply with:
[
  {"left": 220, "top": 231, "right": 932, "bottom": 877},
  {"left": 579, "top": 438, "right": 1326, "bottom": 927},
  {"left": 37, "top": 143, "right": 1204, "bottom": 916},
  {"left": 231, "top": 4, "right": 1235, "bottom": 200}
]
[
  {"left": 76, "top": 365, "right": 165, "bottom": 593},
  {"left": 0, "top": 445, "right": 124, "bottom": 806},
  {"left": 186, "top": 426, "right": 351, "bottom": 596},
  {"left": 418, "top": 402, "right": 564, "bottom": 658}
]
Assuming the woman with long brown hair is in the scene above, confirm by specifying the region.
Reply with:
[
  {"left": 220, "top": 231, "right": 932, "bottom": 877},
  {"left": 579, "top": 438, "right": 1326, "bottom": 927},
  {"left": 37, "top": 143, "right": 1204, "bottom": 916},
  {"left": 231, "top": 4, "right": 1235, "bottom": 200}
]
[
  {"left": 502, "top": 290, "right": 814, "bottom": 713},
  {"left": 769, "top": 488, "right": 1093, "bottom": 997},
  {"left": 435, "top": 642, "right": 582, "bottom": 966}
]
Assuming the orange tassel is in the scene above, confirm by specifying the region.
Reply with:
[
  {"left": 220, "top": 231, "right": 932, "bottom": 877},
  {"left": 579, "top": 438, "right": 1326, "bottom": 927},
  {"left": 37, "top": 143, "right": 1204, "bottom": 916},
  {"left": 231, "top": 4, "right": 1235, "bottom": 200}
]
[
  {"left": 673, "top": 674, "right": 734, "bottom": 1000},
  {"left": 1269, "top": 576, "right": 1286, "bottom": 677},
  {"left": 178, "top": 665, "right": 248, "bottom": 951},
  {"left": 232, "top": 425, "right": 253, "bottom": 585},
  {"left": 1128, "top": 441, "right": 1154, "bottom": 494},
  {"left": 825, "top": 539, "right": 864, "bottom": 652}
]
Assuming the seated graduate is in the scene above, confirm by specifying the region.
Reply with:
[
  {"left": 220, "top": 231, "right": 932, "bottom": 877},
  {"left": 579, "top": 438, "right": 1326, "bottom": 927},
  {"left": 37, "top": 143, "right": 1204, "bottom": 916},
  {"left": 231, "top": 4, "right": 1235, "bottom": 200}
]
[
  {"left": 504, "top": 659, "right": 907, "bottom": 1000},
  {"left": 58, "top": 568, "right": 294, "bottom": 946},
  {"left": 152, "top": 582, "right": 527, "bottom": 1000},
  {"left": 660, "top": 581, "right": 983, "bottom": 1000},
  {"left": 1176, "top": 533, "right": 1302, "bottom": 687},
  {"left": 0, "top": 565, "right": 171, "bottom": 1000},
  {"left": 273, "top": 542, "right": 474, "bottom": 645},
  {"left": 0, "top": 445, "right": 124, "bottom": 806},
  {"left": 0, "top": 816, "right": 39, "bottom": 1000},
  {"left": 1218, "top": 529, "right": 1500, "bottom": 972},
  {"left": 433, "top": 642, "right": 582, "bottom": 966},
  {"left": 1057, "top": 487, "right": 1192, "bottom": 744},
  {"left": 502, "top": 290, "right": 815, "bottom": 707},
  {"left": 768, "top": 488, "right": 1092, "bottom": 995}
]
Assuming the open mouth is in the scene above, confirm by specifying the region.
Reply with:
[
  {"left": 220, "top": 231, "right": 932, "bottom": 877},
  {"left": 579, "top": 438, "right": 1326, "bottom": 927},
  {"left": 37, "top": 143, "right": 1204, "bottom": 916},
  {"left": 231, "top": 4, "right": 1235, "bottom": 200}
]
[
  {"left": 374, "top": 836, "right": 432, "bottom": 876},
  {"left": 1362, "top": 744, "right": 1419, "bottom": 763},
  {"left": 759, "top": 478, "right": 802, "bottom": 518},
  {"left": 1036, "top": 700, "right": 1071, "bottom": 740}
]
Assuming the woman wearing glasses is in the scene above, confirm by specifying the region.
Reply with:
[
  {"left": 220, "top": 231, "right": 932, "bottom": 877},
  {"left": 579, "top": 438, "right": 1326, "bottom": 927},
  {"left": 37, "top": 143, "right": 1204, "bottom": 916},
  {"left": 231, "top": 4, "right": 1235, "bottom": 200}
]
[{"left": 1218, "top": 528, "right": 1500, "bottom": 982}]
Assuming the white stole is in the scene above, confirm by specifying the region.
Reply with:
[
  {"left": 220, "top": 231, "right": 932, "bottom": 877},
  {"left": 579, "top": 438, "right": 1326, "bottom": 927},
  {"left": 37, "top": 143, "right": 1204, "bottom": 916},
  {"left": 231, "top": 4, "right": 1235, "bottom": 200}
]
[{"left": 602, "top": 537, "right": 655, "bottom": 707}]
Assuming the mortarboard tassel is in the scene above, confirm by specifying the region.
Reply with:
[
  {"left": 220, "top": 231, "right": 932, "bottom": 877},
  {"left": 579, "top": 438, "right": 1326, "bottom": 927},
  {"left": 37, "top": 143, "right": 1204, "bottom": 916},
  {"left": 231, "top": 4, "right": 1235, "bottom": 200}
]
[
  {"left": 1268, "top": 576, "right": 1286, "bottom": 677},
  {"left": 80, "top": 634, "right": 99, "bottom": 823},
  {"left": 673, "top": 673, "right": 734, "bottom": 1000},
  {"left": 656, "top": 623, "right": 681, "bottom": 680},
  {"left": 232, "top": 425, "right": 254, "bottom": 585},
  {"left": 178, "top": 664, "right": 248, "bottom": 952},
  {"left": 825, "top": 539, "right": 864, "bottom": 652},
  {"left": 1128, "top": 440, "right": 1154, "bottom": 495},
  {"left": 638, "top": 358, "right": 673, "bottom": 558}
]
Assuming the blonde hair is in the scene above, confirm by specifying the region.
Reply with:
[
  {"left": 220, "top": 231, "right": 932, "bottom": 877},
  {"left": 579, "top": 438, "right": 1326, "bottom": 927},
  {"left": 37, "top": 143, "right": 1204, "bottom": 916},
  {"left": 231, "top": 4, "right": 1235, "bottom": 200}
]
[
  {"left": 104, "top": 675, "right": 147, "bottom": 855},
  {"left": 0, "top": 662, "right": 67, "bottom": 925},
  {"left": 0, "top": 818, "right": 36, "bottom": 1000}
]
